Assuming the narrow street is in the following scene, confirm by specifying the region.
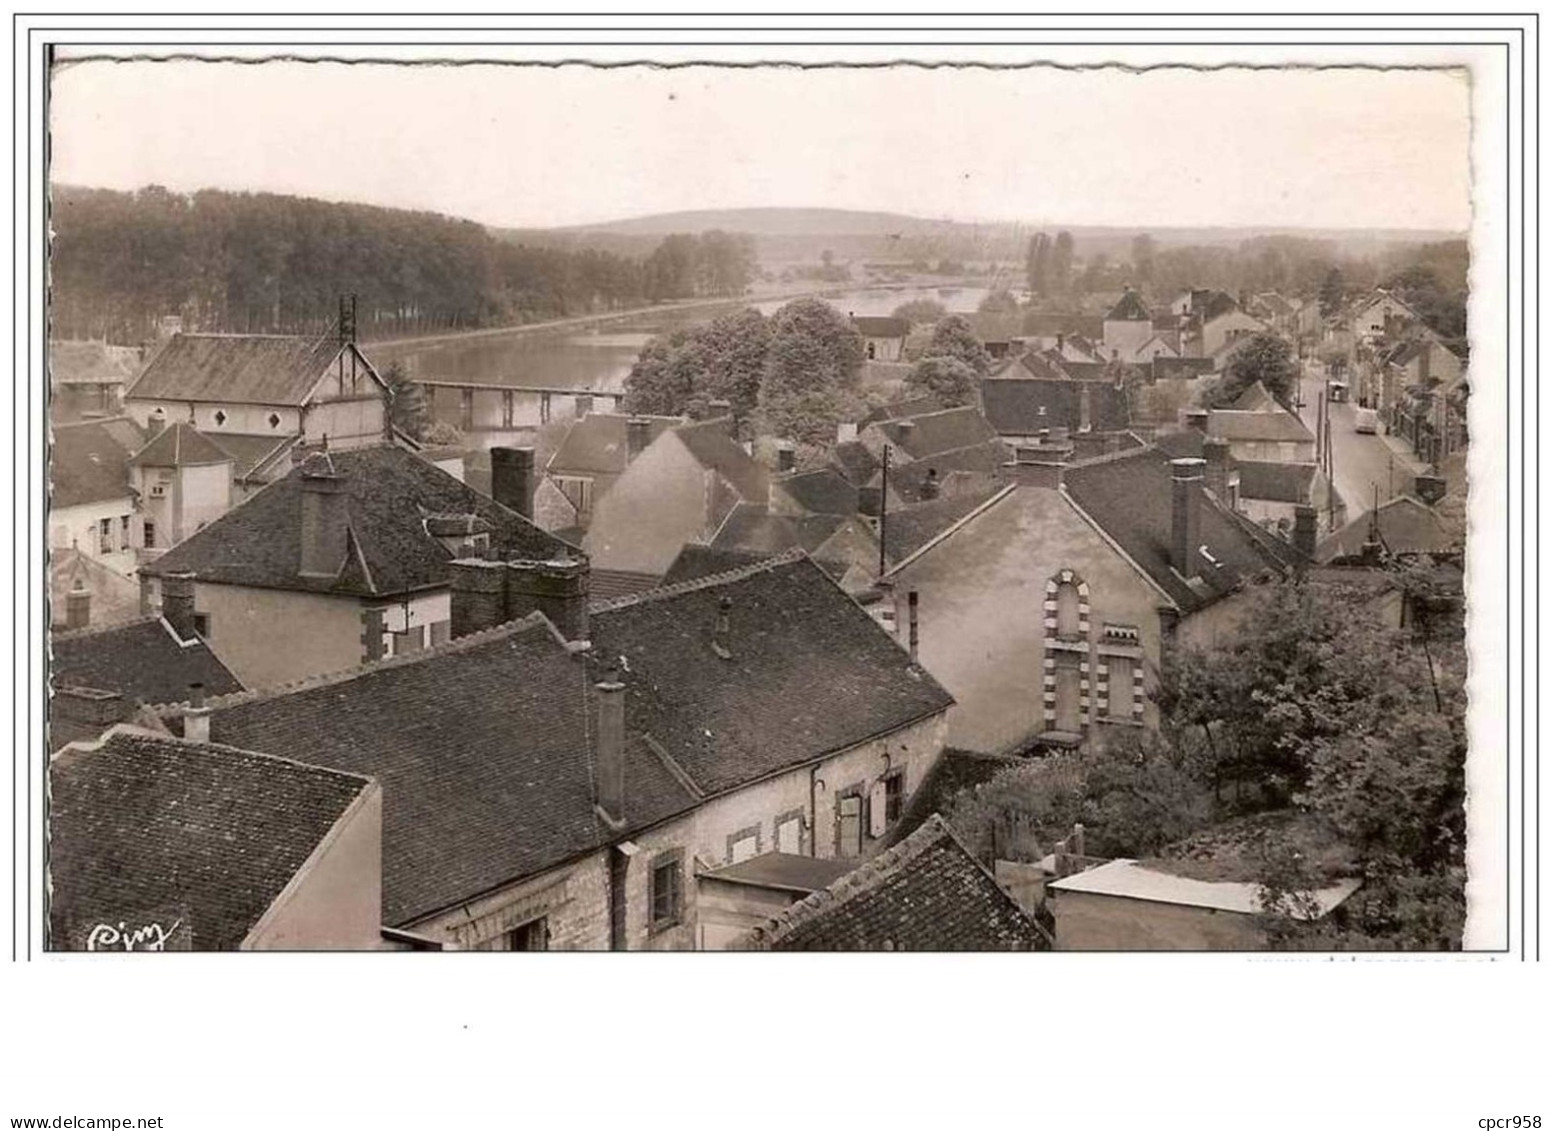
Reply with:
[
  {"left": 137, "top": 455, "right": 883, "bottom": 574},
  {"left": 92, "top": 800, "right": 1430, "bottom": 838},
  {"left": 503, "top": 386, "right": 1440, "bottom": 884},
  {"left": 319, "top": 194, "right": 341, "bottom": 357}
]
[{"left": 1296, "top": 359, "right": 1427, "bottom": 524}]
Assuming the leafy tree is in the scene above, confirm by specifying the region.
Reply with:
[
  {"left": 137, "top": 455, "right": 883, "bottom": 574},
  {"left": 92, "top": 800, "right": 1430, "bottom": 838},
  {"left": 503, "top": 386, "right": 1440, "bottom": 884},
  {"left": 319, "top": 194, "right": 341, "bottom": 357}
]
[
  {"left": 1318, "top": 266, "right": 1347, "bottom": 318},
  {"left": 977, "top": 289, "right": 1019, "bottom": 315},
  {"left": 1131, "top": 233, "right": 1157, "bottom": 284},
  {"left": 905, "top": 356, "right": 979, "bottom": 407},
  {"left": 891, "top": 298, "right": 948, "bottom": 325},
  {"left": 757, "top": 298, "right": 865, "bottom": 444},
  {"left": 922, "top": 314, "right": 991, "bottom": 377},
  {"left": 1215, "top": 332, "right": 1298, "bottom": 408},
  {"left": 382, "top": 362, "right": 427, "bottom": 441},
  {"left": 620, "top": 328, "right": 701, "bottom": 416},
  {"left": 1381, "top": 264, "right": 1467, "bottom": 343},
  {"left": 1051, "top": 231, "right": 1075, "bottom": 295},
  {"left": 1026, "top": 232, "right": 1052, "bottom": 295}
]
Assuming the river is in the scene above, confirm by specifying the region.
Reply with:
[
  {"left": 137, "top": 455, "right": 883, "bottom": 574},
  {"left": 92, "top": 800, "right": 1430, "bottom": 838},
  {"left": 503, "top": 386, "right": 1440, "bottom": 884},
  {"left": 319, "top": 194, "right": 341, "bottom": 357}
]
[{"left": 381, "top": 285, "right": 994, "bottom": 394}]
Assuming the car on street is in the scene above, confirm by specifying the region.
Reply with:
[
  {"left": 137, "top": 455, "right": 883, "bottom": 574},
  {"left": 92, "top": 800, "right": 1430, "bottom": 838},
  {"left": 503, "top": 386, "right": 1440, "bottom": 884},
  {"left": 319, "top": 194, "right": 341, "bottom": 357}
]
[{"left": 1354, "top": 407, "right": 1379, "bottom": 434}]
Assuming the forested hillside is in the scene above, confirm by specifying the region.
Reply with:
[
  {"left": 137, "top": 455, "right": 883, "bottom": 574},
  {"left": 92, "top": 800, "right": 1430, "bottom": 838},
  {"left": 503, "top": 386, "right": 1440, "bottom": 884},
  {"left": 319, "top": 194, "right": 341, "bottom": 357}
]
[{"left": 49, "top": 185, "right": 656, "bottom": 344}]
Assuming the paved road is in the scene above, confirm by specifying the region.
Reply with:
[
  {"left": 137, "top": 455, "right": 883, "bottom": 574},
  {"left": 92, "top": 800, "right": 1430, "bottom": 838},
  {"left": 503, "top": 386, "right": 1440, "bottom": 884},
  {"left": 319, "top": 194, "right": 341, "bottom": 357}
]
[{"left": 1296, "top": 361, "right": 1427, "bottom": 522}]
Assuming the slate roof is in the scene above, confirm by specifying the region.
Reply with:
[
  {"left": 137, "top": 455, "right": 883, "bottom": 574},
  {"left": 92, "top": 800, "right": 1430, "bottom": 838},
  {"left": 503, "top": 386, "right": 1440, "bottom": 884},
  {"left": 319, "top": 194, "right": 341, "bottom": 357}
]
[
  {"left": 1227, "top": 381, "right": 1278, "bottom": 412},
  {"left": 50, "top": 417, "right": 145, "bottom": 508},
  {"left": 980, "top": 378, "right": 1129, "bottom": 436},
  {"left": 888, "top": 443, "right": 1009, "bottom": 504},
  {"left": 830, "top": 440, "right": 880, "bottom": 487},
  {"left": 48, "top": 729, "right": 372, "bottom": 950},
  {"left": 673, "top": 418, "right": 769, "bottom": 502},
  {"left": 125, "top": 334, "right": 362, "bottom": 407},
  {"left": 547, "top": 413, "right": 680, "bottom": 477},
  {"left": 874, "top": 406, "right": 1001, "bottom": 460},
  {"left": 773, "top": 468, "right": 859, "bottom": 516},
  {"left": 191, "top": 615, "right": 700, "bottom": 926},
  {"left": 1105, "top": 290, "right": 1151, "bottom": 322},
  {"left": 127, "top": 422, "right": 232, "bottom": 468},
  {"left": 851, "top": 316, "right": 910, "bottom": 339},
  {"left": 710, "top": 504, "right": 848, "bottom": 556},
  {"left": 142, "top": 445, "right": 576, "bottom": 597},
  {"left": 1015, "top": 349, "right": 1076, "bottom": 382},
  {"left": 1207, "top": 409, "right": 1315, "bottom": 444},
  {"left": 1315, "top": 495, "right": 1460, "bottom": 563},
  {"left": 736, "top": 815, "right": 1050, "bottom": 951},
  {"left": 51, "top": 615, "right": 244, "bottom": 708},
  {"left": 859, "top": 395, "right": 945, "bottom": 428},
  {"left": 1063, "top": 447, "right": 1293, "bottom": 611},
  {"left": 589, "top": 553, "right": 955, "bottom": 797},
  {"left": 49, "top": 340, "right": 142, "bottom": 387},
  {"left": 1237, "top": 460, "right": 1317, "bottom": 504},
  {"left": 662, "top": 544, "right": 776, "bottom": 586},
  {"left": 884, "top": 485, "right": 1011, "bottom": 565}
]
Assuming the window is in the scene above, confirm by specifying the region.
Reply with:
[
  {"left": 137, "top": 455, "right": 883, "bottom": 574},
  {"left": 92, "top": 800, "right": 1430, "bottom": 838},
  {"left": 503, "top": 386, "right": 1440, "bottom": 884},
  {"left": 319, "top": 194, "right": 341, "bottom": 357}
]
[
  {"left": 727, "top": 827, "right": 761, "bottom": 864},
  {"left": 650, "top": 852, "right": 683, "bottom": 931},
  {"left": 142, "top": 520, "right": 156, "bottom": 549},
  {"left": 212, "top": 409, "right": 227, "bottom": 427},
  {"left": 268, "top": 413, "right": 282, "bottom": 429},
  {"left": 836, "top": 792, "right": 864, "bottom": 858},
  {"left": 120, "top": 515, "right": 131, "bottom": 545},
  {"left": 392, "top": 624, "right": 426, "bottom": 656},
  {"left": 774, "top": 814, "right": 804, "bottom": 855},
  {"left": 97, "top": 518, "right": 113, "bottom": 555},
  {"left": 508, "top": 918, "right": 549, "bottom": 951},
  {"left": 884, "top": 771, "right": 905, "bottom": 825},
  {"left": 1106, "top": 655, "right": 1136, "bottom": 720},
  {"left": 1055, "top": 582, "right": 1081, "bottom": 637},
  {"left": 501, "top": 391, "right": 514, "bottom": 429},
  {"left": 1054, "top": 665, "right": 1082, "bottom": 733}
]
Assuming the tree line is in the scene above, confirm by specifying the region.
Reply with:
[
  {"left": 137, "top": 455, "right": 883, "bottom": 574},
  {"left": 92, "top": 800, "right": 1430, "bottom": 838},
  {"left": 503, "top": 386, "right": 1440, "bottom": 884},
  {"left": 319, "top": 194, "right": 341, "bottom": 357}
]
[{"left": 48, "top": 185, "right": 755, "bottom": 345}]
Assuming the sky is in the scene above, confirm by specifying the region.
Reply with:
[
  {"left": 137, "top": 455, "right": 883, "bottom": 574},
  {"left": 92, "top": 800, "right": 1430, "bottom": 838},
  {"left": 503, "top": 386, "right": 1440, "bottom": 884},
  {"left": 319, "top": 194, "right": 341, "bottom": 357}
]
[{"left": 48, "top": 58, "right": 1472, "bottom": 232}]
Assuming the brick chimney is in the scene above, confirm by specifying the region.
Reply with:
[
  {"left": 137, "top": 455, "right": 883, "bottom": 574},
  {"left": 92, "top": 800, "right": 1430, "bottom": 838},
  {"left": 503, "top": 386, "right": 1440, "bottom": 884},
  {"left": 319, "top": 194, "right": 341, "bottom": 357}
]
[
  {"left": 1292, "top": 505, "right": 1318, "bottom": 561},
  {"left": 1170, "top": 458, "right": 1206, "bottom": 579},
  {"left": 64, "top": 584, "right": 91, "bottom": 631},
  {"left": 595, "top": 664, "right": 626, "bottom": 826},
  {"left": 449, "top": 558, "right": 507, "bottom": 639},
  {"left": 919, "top": 467, "right": 941, "bottom": 500},
  {"left": 506, "top": 557, "right": 591, "bottom": 643},
  {"left": 1182, "top": 408, "right": 1210, "bottom": 432},
  {"left": 1202, "top": 437, "right": 1234, "bottom": 503},
  {"left": 626, "top": 417, "right": 653, "bottom": 462},
  {"left": 184, "top": 683, "right": 211, "bottom": 744},
  {"left": 160, "top": 571, "right": 198, "bottom": 641},
  {"left": 298, "top": 460, "right": 349, "bottom": 578},
  {"left": 490, "top": 447, "right": 535, "bottom": 520},
  {"left": 1078, "top": 385, "right": 1093, "bottom": 433}
]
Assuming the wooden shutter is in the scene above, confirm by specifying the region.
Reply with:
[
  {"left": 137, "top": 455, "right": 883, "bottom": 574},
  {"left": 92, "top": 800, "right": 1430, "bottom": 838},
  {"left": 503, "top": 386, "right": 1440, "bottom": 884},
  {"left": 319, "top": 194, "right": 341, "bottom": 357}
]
[{"left": 868, "top": 781, "right": 889, "bottom": 838}]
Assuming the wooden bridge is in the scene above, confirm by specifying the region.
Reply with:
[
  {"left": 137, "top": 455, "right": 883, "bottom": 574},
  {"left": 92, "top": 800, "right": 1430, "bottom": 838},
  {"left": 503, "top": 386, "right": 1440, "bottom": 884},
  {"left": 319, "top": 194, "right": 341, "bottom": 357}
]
[{"left": 417, "top": 378, "right": 625, "bottom": 432}]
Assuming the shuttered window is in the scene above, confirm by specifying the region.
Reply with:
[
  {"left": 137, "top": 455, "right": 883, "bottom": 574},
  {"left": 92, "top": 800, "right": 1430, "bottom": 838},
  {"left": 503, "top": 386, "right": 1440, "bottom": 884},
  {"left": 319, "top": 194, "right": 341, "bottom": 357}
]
[
  {"left": 651, "top": 852, "right": 683, "bottom": 930},
  {"left": 837, "top": 794, "right": 863, "bottom": 857}
]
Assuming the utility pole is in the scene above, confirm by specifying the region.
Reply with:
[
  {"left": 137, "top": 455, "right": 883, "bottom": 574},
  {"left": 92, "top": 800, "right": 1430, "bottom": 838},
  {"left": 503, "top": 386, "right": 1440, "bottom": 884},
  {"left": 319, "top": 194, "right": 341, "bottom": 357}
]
[{"left": 877, "top": 444, "right": 891, "bottom": 577}]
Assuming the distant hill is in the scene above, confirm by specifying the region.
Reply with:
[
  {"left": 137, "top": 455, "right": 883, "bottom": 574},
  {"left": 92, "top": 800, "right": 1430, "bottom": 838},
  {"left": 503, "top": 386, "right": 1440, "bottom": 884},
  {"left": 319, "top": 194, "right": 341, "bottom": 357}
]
[{"left": 493, "top": 207, "right": 1465, "bottom": 266}]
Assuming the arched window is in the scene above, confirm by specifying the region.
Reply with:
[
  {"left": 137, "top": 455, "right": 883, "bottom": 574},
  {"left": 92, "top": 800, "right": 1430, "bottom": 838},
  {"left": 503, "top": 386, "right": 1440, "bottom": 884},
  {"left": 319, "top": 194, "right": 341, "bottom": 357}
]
[{"left": 1056, "top": 582, "right": 1081, "bottom": 637}]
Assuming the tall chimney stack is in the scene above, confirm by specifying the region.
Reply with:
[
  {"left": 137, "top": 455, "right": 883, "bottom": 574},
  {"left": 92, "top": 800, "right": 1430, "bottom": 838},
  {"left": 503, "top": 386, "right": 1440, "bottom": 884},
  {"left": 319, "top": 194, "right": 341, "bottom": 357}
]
[
  {"left": 448, "top": 558, "right": 507, "bottom": 639},
  {"left": 1202, "top": 437, "right": 1233, "bottom": 504},
  {"left": 64, "top": 584, "right": 91, "bottom": 631},
  {"left": 184, "top": 682, "right": 211, "bottom": 744},
  {"left": 626, "top": 417, "right": 652, "bottom": 462},
  {"left": 1170, "top": 458, "right": 1206, "bottom": 580},
  {"left": 160, "top": 571, "right": 199, "bottom": 641},
  {"left": 595, "top": 665, "right": 626, "bottom": 825},
  {"left": 298, "top": 459, "right": 349, "bottom": 578},
  {"left": 490, "top": 446, "right": 536, "bottom": 521},
  {"left": 1292, "top": 505, "right": 1318, "bottom": 561},
  {"left": 505, "top": 556, "right": 591, "bottom": 643}
]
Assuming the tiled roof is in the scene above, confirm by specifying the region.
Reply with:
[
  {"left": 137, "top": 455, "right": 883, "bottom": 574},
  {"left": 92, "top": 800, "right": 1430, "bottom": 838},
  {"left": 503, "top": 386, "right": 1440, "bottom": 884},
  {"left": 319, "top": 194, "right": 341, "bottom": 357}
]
[
  {"left": 590, "top": 569, "right": 664, "bottom": 601},
  {"left": 125, "top": 334, "right": 360, "bottom": 407},
  {"left": 874, "top": 406, "right": 1001, "bottom": 460},
  {"left": 1227, "top": 381, "right": 1278, "bottom": 412},
  {"left": 980, "top": 378, "right": 1129, "bottom": 436},
  {"left": 49, "top": 340, "right": 142, "bottom": 387},
  {"left": 662, "top": 544, "right": 774, "bottom": 586},
  {"left": 50, "top": 417, "right": 144, "bottom": 508},
  {"left": 773, "top": 468, "right": 859, "bottom": 516},
  {"left": 1105, "top": 290, "right": 1151, "bottom": 322},
  {"left": 851, "top": 316, "right": 910, "bottom": 339},
  {"left": 127, "top": 422, "right": 232, "bottom": 468},
  {"left": 1315, "top": 495, "right": 1460, "bottom": 563},
  {"left": 701, "top": 853, "right": 857, "bottom": 894},
  {"left": 143, "top": 445, "right": 576, "bottom": 597},
  {"left": 888, "top": 442, "right": 1009, "bottom": 504},
  {"left": 1236, "top": 460, "right": 1316, "bottom": 504},
  {"left": 673, "top": 418, "right": 768, "bottom": 502},
  {"left": 884, "top": 485, "right": 1011, "bottom": 566},
  {"left": 830, "top": 440, "right": 880, "bottom": 487},
  {"left": 859, "top": 395, "right": 945, "bottom": 428},
  {"left": 1014, "top": 349, "right": 1075, "bottom": 381},
  {"left": 50, "top": 615, "right": 244, "bottom": 712},
  {"left": 737, "top": 815, "right": 1050, "bottom": 951},
  {"left": 48, "top": 729, "right": 372, "bottom": 950},
  {"left": 547, "top": 413, "right": 680, "bottom": 477},
  {"left": 710, "top": 503, "right": 847, "bottom": 556},
  {"left": 589, "top": 553, "right": 954, "bottom": 797},
  {"left": 1063, "top": 447, "right": 1292, "bottom": 611},
  {"left": 193, "top": 615, "right": 700, "bottom": 926},
  {"left": 1207, "top": 409, "right": 1314, "bottom": 444}
]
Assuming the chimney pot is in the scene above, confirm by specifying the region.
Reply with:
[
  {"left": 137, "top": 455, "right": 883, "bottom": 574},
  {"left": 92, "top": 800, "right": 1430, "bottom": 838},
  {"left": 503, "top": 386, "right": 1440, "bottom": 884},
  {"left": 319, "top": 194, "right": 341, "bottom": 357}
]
[
  {"left": 489, "top": 446, "right": 536, "bottom": 521},
  {"left": 1170, "top": 458, "right": 1206, "bottom": 579},
  {"left": 298, "top": 462, "right": 348, "bottom": 578},
  {"left": 595, "top": 666, "right": 626, "bottom": 824}
]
